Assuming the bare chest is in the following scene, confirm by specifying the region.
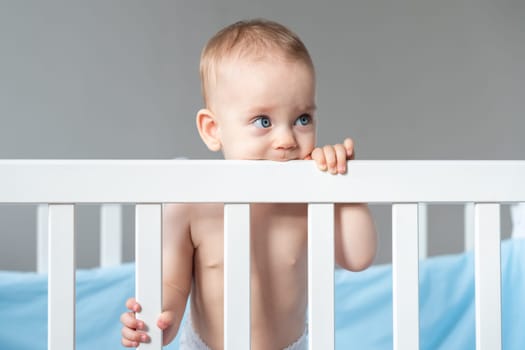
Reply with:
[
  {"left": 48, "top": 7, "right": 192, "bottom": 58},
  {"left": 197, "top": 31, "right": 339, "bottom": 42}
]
[{"left": 190, "top": 203, "right": 308, "bottom": 269}]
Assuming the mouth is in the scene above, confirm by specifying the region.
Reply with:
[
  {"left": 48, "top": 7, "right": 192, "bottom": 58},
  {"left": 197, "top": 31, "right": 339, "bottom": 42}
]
[
  {"left": 274, "top": 150, "right": 297, "bottom": 162},
  {"left": 271, "top": 155, "right": 299, "bottom": 162},
  {"left": 248, "top": 153, "right": 300, "bottom": 162}
]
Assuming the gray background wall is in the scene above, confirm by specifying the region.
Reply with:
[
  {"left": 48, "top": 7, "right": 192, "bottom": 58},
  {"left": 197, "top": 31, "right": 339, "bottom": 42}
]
[{"left": 0, "top": 1, "right": 523, "bottom": 271}]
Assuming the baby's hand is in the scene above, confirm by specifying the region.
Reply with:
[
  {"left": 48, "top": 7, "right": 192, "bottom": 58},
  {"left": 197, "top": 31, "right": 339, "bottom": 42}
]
[
  {"left": 121, "top": 297, "right": 175, "bottom": 347},
  {"left": 121, "top": 298, "right": 148, "bottom": 347},
  {"left": 307, "top": 138, "right": 354, "bottom": 174}
]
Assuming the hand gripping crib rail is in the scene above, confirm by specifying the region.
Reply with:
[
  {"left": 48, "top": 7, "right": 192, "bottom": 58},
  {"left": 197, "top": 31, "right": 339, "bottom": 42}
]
[{"left": 1, "top": 160, "right": 524, "bottom": 350}]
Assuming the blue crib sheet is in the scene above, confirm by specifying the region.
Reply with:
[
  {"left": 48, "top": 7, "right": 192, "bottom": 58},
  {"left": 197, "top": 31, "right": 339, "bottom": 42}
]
[{"left": 1, "top": 239, "right": 524, "bottom": 350}]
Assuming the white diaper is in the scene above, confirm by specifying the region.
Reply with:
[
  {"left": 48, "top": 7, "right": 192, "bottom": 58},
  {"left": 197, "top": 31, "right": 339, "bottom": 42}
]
[
  {"left": 179, "top": 314, "right": 211, "bottom": 350},
  {"left": 179, "top": 314, "right": 307, "bottom": 350},
  {"left": 282, "top": 327, "right": 308, "bottom": 350}
]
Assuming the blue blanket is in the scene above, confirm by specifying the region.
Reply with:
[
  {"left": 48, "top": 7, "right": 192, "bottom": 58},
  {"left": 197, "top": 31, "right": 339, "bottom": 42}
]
[{"left": 1, "top": 239, "right": 524, "bottom": 349}]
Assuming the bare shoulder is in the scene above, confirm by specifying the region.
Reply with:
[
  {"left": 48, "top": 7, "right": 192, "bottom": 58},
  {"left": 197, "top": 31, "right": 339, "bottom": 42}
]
[
  {"left": 162, "top": 203, "right": 222, "bottom": 243},
  {"left": 163, "top": 203, "right": 192, "bottom": 221},
  {"left": 162, "top": 203, "right": 193, "bottom": 240},
  {"left": 163, "top": 202, "right": 221, "bottom": 218}
]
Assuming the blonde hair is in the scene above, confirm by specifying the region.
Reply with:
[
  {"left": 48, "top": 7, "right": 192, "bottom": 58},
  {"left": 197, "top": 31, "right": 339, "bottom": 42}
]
[{"left": 199, "top": 19, "right": 314, "bottom": 106}]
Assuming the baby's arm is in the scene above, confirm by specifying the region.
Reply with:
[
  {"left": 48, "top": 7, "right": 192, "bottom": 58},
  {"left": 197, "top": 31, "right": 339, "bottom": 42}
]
[
  {"left": 121, "top": 203, "right": 194, "bottom": 347},
  {"left": 160, "top": 203, "right": 194, "bottom": 343},
  {"left": 333, "top": 202, "right": 377, "bottom": 271},
  {"left": 309, "top": 138, "right": 377, "bottom": 271}
]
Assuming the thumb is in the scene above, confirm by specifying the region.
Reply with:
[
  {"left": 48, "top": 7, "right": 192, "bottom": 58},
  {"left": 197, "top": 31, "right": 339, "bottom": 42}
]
[
  {"left": 343, "top": 138, "right": 354, "bottom": 159},
  {"left": 157, "top": 311, "right": 175, "bottom": 330}
]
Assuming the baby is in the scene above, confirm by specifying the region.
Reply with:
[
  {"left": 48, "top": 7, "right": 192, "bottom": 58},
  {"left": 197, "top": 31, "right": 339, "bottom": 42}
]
[{"left": 121, "top": 19, "right": 377, "bottom": 350}]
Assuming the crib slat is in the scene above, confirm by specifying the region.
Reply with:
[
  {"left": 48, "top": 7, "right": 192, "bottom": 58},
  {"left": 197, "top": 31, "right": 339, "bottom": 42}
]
[
  {"left": 135, "top": 204, "right": 162, "bottom": 350},
  {"left": 308, "top": 203, "right": 334, "bottom": 350},
  {"left": 474, "top": 203, "right": 501, "bottom": 350},
  {"left": 100, "top": 204, "right": 123, "bottom": 267},
  {"left": 48, "top": 204, "right": 75, "bottom": 350},
  {"left": 224, "top": 204, "right": 251, "bottom": 350},
  {"left": 392, "top": 204, "right": 419, "bottom": 350},
  {"left": 418, "top": 203, "right": 427, "bottom": 259},
  {"left": 464, "top": 203, "right": 475, "bottom": 251},
  {"left": 511, "top": 203, "right": 525, "bottom": 238},
  {"left": 37, "top": 204, "right": 49, "bottom": 273}
]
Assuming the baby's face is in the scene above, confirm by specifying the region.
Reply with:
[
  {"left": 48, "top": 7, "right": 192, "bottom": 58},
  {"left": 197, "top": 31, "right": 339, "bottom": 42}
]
[{"left": 209, "top": 56, "right": 316, "bottom": 161}]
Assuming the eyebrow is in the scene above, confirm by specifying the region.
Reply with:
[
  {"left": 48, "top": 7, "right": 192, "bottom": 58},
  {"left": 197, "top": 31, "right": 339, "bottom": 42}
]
[
  {"left": 304, "top": 104, "right": 317, "bottom": 112},
  {"left": 246, "top": 104, "right": 317, "bottom": 115}
]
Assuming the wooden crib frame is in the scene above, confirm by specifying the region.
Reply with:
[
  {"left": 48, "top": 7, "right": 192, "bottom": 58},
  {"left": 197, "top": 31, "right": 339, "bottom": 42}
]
[{"left": 1, "top": 159, "right": 524, "bottom": 350}]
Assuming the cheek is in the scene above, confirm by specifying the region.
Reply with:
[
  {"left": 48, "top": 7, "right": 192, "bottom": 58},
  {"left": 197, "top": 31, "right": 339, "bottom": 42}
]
[
  {"left": 221, "top": 131, "right": 268, "bottom": 159},
  {"left": 240, "top": 139, "right": 269, "bottom": 157},
  {"left": 298, "top": 131, "right": 316, "bottom": 151}
]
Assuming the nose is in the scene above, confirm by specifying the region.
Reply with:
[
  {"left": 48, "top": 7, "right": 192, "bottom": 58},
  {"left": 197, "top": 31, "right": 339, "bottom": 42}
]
[{"left": 273, "top": 127, "right": 297, "bottom": 150}]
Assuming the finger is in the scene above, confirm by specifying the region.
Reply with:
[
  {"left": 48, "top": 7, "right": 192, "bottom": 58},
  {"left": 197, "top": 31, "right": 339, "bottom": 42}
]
[
  {"left": 121, "top": 312, "right": 144, "bottom": 330},
  {"left": 311, "top": 148, "right": 327, "bottom": 171},
  {"left": 125, "top": 297, "right": 136, "bottom": 308},
  {"left": 343, "top": 138, "right": 354, "bottom": 159},
  {"left": 126, "top": 298, "right": 141, "bottom": 312},
  {"left": 334, "top": 144, "right": 348, "bottom": 174},
  {"left": 121, "top": 325, "right": 149, "bottom": 344},
  {"left": 323, "top": 145, "right": 337, "bottom": 174},
  {"left": 121, "top": 338, "right": 140, "bottom": 348}
]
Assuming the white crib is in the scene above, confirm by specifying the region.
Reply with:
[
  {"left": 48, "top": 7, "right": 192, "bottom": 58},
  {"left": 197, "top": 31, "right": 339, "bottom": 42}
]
[{"left": 0, "top": 159, "right": 524, "bottom": 350}]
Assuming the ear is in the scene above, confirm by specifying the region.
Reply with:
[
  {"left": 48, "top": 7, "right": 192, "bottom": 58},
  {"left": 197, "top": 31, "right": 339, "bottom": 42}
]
[{"left": 196, "top": 108, "right": 222, "bottom": 152}]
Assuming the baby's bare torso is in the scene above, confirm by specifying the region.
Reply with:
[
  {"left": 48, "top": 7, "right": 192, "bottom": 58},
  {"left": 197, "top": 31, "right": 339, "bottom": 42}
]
[{"left": 189, "top": 203, "right": 308, "bottom": 350}]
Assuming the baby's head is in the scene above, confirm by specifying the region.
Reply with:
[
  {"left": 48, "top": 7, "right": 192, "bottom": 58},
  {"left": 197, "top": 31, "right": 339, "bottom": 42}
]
[
  {"left": 197, "top": 19, "right": 317, "bottom": 161},
  {"left": 200, "top": 19, "right": 315, "bottom": 108}
]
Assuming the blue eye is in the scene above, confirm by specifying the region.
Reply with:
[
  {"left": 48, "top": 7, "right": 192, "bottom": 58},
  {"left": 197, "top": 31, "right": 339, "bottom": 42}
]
[
  {"left": 295, "top": 114, "right": 312, "bottom": 126},
  {"left": 253, "top": 116, "right": 272, "bottom": 128}
]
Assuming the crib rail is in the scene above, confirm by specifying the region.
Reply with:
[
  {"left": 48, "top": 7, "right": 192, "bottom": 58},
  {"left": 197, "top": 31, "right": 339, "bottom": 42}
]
[
  {"left": 1, "top": 160, "right": 523, "bottom": 203},
  {"left": 0, "top": 160, "right": 524, "bottom": 350}
]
